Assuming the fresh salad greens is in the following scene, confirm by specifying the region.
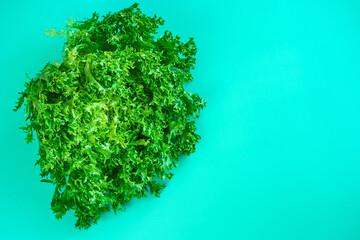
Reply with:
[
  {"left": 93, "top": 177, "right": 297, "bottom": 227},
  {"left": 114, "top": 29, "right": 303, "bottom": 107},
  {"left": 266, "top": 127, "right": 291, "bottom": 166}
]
[{"left": 14, "top": 3, "right": 205, "bottom": 229}]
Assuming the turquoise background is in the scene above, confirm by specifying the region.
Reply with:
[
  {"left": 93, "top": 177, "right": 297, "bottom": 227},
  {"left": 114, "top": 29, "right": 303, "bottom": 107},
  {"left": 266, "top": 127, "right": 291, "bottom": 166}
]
[{"left": 1, "top": 0, "right": 360, "bottom": 239}]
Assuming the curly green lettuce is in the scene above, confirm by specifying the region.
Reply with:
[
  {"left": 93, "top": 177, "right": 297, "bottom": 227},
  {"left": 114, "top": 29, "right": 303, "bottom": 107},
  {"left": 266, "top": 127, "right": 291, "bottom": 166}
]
[{"left": 14, "top": 3, "right": 206, "bottom": 229}]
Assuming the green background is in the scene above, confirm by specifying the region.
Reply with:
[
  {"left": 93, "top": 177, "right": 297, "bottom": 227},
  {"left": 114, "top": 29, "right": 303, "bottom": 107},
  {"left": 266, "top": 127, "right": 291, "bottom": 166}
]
[{"left": 1, "top": 0, "right": 360, "bottom": 239}]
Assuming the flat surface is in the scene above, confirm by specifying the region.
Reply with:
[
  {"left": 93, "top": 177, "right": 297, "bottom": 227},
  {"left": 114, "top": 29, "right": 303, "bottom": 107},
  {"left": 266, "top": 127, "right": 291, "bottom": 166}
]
[{"left": 1, "top": 0, "right": 360, "bottom": 239}]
